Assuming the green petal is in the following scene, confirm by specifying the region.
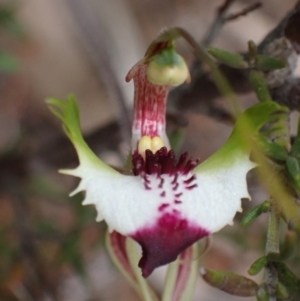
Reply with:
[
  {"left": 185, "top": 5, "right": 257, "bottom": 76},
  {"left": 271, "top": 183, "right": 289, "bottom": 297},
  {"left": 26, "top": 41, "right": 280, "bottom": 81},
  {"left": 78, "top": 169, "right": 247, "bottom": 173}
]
[
  {"left": 195, "top": 101, "right": 288, "bottom": 172},
  {"left": 46, "top": 95, "right": 115, "bottom": 173}
]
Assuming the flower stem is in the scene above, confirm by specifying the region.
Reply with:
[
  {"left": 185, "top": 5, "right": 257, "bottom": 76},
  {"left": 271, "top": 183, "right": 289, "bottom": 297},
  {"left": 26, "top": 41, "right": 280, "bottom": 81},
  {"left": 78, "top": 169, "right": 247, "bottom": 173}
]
[
  {"left": 126, "top": 238, "right": 158, "bottom": 301},
  {"left": 162, "top": 262, "right": 178, "bottom": 301}
]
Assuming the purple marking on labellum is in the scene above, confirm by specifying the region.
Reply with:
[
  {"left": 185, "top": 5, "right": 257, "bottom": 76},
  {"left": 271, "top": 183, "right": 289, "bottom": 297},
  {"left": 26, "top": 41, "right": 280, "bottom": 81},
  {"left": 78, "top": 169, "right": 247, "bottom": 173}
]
[
  {"left": 173, "top": 182, "right": 179, "bottom": 191},
  {"left": 186, "top": 184, "right": 198, "bottom": 190},
  {"left": 171, "top": 174, "right": 178, "bottom": 185},
  {"left": 131, "top": 213, "right": 209, "bottom": 277},
  {"left": 158, "top": 203, "right": 170, "bottom": 211},
  {"left": 160, "top": 191, "right": 166, "bottom": 197},
  {"left": 184, "top": 175, "right": 196, "bottom": 184}
]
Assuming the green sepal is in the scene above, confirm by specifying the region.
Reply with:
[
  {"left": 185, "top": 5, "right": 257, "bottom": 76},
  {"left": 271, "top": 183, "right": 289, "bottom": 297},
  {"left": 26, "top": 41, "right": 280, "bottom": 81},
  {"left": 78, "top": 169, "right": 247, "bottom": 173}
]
[
  {"left": 248, "top": 256, "right": 268, "bottom": 276},
  {"left": 207, "top": 47, "right": 249, "bottom": 69},
  {"left": 258, "top": 138, "right": 288, "bottom": 162},
  {"left": 46, "top": 95, "right": 114, "bottom": 172},
  {"left": 249, "top": 70, "right": 272, "bottom": 102},
  {"left": 241, "top": 201, "right": 270, "bottom": 227},
  {"left": 255, "top": 55, "right": 286, "bottom": 71},
  {"left": 200, "top": 268, "right": 258, "bottom": 297}
]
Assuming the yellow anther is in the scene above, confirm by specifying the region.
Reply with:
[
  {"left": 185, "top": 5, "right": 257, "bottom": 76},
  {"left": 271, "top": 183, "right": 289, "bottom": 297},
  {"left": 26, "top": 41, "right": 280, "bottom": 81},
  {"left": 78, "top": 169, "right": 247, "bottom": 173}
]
[
  {"left": 138, "top": 136, "right": 152, "bottom": 156},
  {"left": 151, "top": 136, "right": 164, "bottom": 153},
  {"left": 137, "top": 135, "right": 165, "bottom": 157}
]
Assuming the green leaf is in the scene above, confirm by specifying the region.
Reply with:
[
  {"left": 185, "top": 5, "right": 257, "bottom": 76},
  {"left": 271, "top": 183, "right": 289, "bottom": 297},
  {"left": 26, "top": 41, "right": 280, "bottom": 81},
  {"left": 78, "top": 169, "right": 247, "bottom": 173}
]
[
  {"left": 248, "top": 256, "right": 267, "bottom": 275},
  {"left": 275, "top": 282, "right": 289, "bottom": 300},
  {"left": 286, "top": 156, "right": 300, "bottom": 191},
  {"left": 255, "top": 55, "right": 286, "bottom": 71},
  {"left": 249, "top": 70, "right": 272, "bottom": 102},
  {"left": 258, "top": 138, "right": 288, "bottom": 161},
  {"left": 241, "top": 201, "right": 270, "bottom": 227},
  {"left": 207, "top": 47, "right": 249, "bottom": 69},
  {"left": 200, "top": 268, "right": 258, "bottom": 297}
]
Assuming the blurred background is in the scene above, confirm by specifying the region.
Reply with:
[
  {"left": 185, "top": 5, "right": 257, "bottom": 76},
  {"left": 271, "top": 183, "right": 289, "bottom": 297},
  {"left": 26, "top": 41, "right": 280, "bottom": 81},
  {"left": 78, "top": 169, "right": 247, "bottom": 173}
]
[{"left": 0, "top": 0, "right": 299, "bottom": 300}]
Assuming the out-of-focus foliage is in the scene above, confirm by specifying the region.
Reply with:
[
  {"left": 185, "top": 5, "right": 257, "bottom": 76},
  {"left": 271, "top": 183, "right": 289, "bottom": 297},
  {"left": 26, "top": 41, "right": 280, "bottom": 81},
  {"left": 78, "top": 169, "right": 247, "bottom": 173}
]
[{"left": 0, "top": 3, "right": 21, "bottom": 73}]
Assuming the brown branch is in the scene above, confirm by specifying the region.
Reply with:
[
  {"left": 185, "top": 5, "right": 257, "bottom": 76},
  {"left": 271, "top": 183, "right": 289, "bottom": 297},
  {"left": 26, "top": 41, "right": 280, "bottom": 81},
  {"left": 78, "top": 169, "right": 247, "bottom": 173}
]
[
  {"left": 225, "top": 2, "right": 262, "bottom": 22},
  {"left": 201, "top": 0, "right": 237, "bottom": 47}
]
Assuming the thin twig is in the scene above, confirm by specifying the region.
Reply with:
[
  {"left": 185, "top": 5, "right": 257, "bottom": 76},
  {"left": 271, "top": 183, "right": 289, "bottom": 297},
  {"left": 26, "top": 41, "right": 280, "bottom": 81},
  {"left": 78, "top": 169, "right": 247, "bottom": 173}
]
[
  {"left": 225, "top": 2, "right": 262, "bottom": 22},
  {"left": 202, "top": 1, "right": 262, "bottom": 47},
  {"left": 201, "top": 0, "right": 237, "bottom": 47}
]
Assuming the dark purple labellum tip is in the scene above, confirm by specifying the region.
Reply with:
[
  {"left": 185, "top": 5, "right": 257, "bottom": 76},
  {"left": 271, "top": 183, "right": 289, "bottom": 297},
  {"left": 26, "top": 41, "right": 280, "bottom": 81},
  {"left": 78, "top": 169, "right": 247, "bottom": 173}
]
[{"left": 131, "top": 213, "right": 209, "bottom": 277}]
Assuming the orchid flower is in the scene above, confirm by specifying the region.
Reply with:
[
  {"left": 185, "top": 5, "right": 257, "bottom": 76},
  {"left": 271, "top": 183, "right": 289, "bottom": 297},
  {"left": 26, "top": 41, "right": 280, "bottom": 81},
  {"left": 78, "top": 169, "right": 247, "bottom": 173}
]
[{"left": 46, "top": 39, "right": 285, "bottom": 278}]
